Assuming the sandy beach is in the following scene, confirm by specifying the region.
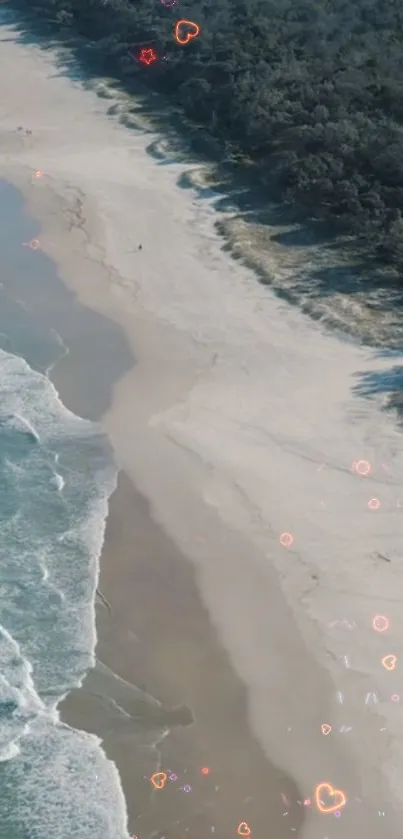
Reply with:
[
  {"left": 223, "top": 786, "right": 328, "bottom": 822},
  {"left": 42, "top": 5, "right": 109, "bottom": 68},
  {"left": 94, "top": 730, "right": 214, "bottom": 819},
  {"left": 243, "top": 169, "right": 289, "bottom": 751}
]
[{"left": 1, "top": 6, "right": 403, "bottom": 839}]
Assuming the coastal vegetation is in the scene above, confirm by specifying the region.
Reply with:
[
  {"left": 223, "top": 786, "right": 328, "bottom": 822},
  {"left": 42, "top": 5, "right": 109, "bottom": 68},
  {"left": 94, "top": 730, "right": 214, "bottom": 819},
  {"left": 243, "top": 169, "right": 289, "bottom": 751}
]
[{"left": 12, "top": 0, "right": 403, "bottom": 276}]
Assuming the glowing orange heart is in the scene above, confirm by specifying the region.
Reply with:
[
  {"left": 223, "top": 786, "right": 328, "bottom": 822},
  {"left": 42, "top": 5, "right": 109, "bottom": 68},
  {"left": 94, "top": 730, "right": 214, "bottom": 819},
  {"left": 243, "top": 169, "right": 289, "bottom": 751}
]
[
  {"left": 150, "top": 771, "right": 167, "bottom": 789},
  {"left": 382, "top": 654, "right": 397, "bottom": 671},
  {"left": 315, "top": 782, "right": 347, "bottom": 814},
  {"left": 174, "top": 19, "right": 200, "bottom": 45}
]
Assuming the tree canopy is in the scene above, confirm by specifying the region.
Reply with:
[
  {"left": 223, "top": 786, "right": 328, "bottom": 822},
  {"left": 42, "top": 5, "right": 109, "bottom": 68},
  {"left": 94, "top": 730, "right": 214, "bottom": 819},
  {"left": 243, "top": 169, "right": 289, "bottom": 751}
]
[{"left": 14, "top": 0, "right": 403, "bottom": 275}]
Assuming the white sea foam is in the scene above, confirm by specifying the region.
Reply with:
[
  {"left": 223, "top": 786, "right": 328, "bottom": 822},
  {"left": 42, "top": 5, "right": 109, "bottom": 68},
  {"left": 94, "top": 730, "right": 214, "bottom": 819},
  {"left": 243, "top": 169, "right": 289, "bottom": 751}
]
[
  {"left": 0, "top": 742, "right": 20, "bottom": 761},
  {"left": 50, "top": 471, "right": 65, "bottom": 490},
  {"left": 0, "top": 347, "right": 128, "bottom": 838}
]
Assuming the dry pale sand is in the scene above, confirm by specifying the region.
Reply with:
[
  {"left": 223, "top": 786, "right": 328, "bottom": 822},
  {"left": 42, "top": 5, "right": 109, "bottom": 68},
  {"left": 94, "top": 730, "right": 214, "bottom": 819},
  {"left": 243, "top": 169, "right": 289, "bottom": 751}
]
[{"left": 1, "top": 6, "right": 403, "bottom": 839}]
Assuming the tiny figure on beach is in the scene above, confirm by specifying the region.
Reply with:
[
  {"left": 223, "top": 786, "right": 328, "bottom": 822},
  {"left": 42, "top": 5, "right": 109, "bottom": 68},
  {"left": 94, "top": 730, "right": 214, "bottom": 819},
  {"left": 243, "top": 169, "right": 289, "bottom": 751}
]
[{"left": 138, "top": 244, "right": 143, "bottom": 250}]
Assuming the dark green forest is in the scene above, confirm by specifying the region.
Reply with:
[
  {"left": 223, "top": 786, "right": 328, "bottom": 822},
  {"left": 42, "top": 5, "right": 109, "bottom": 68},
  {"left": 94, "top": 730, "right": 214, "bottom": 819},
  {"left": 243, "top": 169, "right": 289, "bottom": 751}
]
[{"left": 13, "top": 0, "right": 403, "bottom": 274}]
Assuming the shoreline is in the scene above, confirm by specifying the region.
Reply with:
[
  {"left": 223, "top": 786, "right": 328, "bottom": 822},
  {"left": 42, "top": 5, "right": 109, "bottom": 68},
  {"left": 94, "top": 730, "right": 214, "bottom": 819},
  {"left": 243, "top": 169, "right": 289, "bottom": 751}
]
[
  {"left": 17, "top": 172, "right": 397, "bottom": 839},
  {"left": 0, "top": 173, "right": 307, "bottom": 838},
  {"left": 28, "top": 177, "right": 307, "bottom": 837},
  {"left": 1, "top": 9, "right": 403, "bottom": 839},
  {"left": 29, "top": 174, "right": 308, "bottom": 838},
  {"left": 14, "top": 176, "right": 309, "bottom": 838}
]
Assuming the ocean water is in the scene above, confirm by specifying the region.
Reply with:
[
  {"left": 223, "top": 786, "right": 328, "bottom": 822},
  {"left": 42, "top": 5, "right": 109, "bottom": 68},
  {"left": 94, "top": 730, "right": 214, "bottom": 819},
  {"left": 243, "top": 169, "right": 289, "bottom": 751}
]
[{"left": 0, "top": 182, "right": 131, "bottom": 839}]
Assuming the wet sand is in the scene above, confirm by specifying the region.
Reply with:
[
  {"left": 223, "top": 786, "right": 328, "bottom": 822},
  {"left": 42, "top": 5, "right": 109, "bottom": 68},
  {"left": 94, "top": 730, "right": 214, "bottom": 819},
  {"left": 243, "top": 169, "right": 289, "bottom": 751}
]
[{"left": 61, "top": 471, "right": 304, "bottom": 839}]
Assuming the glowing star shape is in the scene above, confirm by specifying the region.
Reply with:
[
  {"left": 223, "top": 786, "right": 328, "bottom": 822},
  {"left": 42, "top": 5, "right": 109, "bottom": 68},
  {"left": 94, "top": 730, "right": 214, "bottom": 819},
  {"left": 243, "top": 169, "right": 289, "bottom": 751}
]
[
  {"left": 237, "top": 823, "right": 251, "bottom": 837},
  {"left": 150, "top": 771, "right": 167, "bottom": 789},
  {"left": 174, "top": 19, "right": 200, "bottom": 45},
  {"left": 139, "top": 47, "right": 158, "bottom": 65},
  {"left": 372, "top": 615, "right": 389, "bottom": 632},
  {"left": 321, "top": 723, "right": 332, "bottom": 735},
  {"left": 382, "top": 654, "right": 397, "bottom": 671},
  {"left": 315, "top": 783, "right": 347, "bottom": 814}
]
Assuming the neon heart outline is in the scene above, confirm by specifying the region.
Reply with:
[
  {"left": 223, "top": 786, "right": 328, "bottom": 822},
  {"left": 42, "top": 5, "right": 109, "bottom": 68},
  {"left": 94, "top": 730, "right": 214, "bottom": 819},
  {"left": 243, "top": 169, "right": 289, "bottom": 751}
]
[
  {"left": 150, "top": 771, "right": 167, "bottom": 789},
  {"left": 237, "top": 823, "right": 251, "bottom": 837},
  {"left": 315, "top": 782, "right": 347, "bottom": 814},
  {"left": 174, "top": 19, "right": 200, "bottom": 45},
  {"left": 321, "top": 723, "right": 332, "bottom": 735},
  {"left": 382, "top": 654, "right": 397, "bottom": 671}
]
